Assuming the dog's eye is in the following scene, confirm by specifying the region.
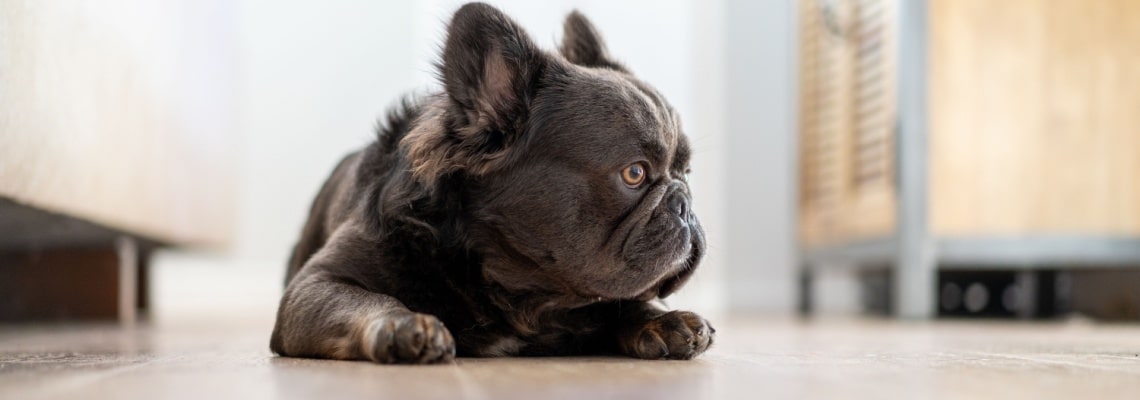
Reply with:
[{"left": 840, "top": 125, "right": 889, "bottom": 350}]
[{"left": 621, "top": 163, "right": 648, "bottom": 186}]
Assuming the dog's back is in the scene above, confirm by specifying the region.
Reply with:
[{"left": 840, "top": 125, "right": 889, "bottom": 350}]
[
  {"left": 284, "top": 101, "right": 421, "bottom": 283},
  {"left": 284, "top": 151, "right": 358, "bottom": 283}
]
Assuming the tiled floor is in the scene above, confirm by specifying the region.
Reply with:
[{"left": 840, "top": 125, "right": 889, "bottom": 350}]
[{"left": 1, "top": 316, "right": 1139, "bottom": 400}]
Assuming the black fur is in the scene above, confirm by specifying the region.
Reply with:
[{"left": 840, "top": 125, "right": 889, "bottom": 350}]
[{"left": 271, "top": 2, "right": 712, "bottom": 364}]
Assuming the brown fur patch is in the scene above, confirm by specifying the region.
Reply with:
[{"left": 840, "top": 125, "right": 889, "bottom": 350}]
[{"left": 401, "top": 98, "right": 516, "bottom": 187}]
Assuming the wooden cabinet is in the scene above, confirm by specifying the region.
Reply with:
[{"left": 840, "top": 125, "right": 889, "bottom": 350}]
[
  {"left": 799, "top": 0, "right": 899, "bottom": 247},
  {"left": 797, "top": 0, "right": 1140, "bottom": 318},
  {"left": 0, "top": 2, "right": 237, "bottom": 322},
  {"left": 0, "top": 2, "right": 237, "bottom": 250},
  {"left": 928, "top": 0, "right": 1140, "bottom": 236}
]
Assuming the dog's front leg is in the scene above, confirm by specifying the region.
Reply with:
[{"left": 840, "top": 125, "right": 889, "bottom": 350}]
[
  {"left": 270, "top": 225, "right": 455, "bottom": 364},
  {"left": 613, "top": 301, "right": 715, "bottom": 360}
]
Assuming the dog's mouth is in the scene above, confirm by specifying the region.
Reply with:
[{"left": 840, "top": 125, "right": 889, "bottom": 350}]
[
  {"left": 474, "top": 180, "right": 703, "bottom": 305},
  {"left": 577, "top": 183, "right": 704, "bottom": 301},
  {"left": 652, "top": 213, "right": 704, "bottom": 299},
  {"left": 621, "top": 210, "right": 704, "bottom": 301}
]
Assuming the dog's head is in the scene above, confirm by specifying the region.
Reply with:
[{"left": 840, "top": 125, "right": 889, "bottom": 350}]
[{"left": 403, "top": 3, "right": 703, "bottom": 303}]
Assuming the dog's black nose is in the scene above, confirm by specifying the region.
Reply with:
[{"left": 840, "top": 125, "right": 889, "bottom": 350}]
[{"left": 668, "top": 191, "right": 689, "bottom": 219}]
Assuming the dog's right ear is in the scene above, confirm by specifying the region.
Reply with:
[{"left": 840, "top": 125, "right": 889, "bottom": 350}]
[
  {"left": 560, "top": 10, "right": 626, "bottom": 72},
  {"left": 404, "top": 3, "right": 548, "bottom": 185}
]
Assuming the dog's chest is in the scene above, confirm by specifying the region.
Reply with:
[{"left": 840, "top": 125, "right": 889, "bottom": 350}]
[
  {"left": 469, "top": 316, "right": 609, "bottom": 357},
  {"left": 477, "top": 336, "right": 527, "bottom": 356}
]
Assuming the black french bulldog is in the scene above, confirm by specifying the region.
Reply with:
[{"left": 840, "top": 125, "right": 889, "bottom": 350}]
[{"left": 270, "top": 2, "right": 712, "bottom": 364}]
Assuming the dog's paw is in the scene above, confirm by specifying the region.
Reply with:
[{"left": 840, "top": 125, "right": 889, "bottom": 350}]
[
  {"left": 619, "top": 310, "right": 715, "bottom": 360},
  {"left": 365, "top": 312, "right": 455, "bottom": 364}
]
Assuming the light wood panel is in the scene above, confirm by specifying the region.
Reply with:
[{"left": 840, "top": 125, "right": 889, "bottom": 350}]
[
  {"left": 929, "top": 0, "right": 1140, "bottom": 236},
  {"left": 0, "top": 1, "right": 237, "bottom": 247},
  {"left": 799, "top": 0, "right": 898, "bottom": 246}
]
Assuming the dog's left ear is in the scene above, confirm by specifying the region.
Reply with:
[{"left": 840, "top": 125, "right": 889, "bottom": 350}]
[
  {"left": 559, "top": 10, "right": 626, "bottom": 72},
  {"left": 404, "top": 3, "right": 547, "bottom": 185},
  {"left": 440, "top": 3, "right": 546, "bottom": 129}
]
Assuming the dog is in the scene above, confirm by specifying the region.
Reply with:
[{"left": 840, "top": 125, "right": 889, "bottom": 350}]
[{"left": 270, "top": 2, "right": 712, "bottom": 364}]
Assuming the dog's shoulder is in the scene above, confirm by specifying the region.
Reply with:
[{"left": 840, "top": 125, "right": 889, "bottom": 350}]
[
  {"left": 374, "top": 95, "right": 425, "bottom": 156},
  {"left": 285, "top": 95, "right": 427, "bottom": 282}
]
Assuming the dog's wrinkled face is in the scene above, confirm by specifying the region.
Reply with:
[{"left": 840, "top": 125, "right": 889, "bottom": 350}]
[
  {"left": 404, "top": 4, "right": 703, "bottom": 302},
  {"left": 479, "top": 71, "right": 705, "bottom": 301}
]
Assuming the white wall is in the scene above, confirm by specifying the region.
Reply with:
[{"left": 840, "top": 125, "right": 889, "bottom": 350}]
[
  {"left": 722, "top": 0, "right": 799, "bottom": 312},
  {"left": 154, "top": 0, "right": 421, "bottom": 319},
  {"left": 152, "top": 0, "right": 798, "bottom": 321}
]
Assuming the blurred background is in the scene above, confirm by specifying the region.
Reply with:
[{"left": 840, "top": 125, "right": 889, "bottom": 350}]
[{"left": 1, "top": 0, "right": 1137, "bottom": 325}]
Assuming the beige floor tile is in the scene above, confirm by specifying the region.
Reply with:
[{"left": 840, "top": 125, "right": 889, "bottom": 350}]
[{"left": 1, "top": 316, "right": 1138, "bottom": 400}]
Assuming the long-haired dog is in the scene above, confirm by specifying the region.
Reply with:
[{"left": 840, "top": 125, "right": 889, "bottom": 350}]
[{"left": 271, "top": 2, "right": 711, "bottom": 364}]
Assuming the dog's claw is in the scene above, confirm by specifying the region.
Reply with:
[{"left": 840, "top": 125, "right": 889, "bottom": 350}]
[
  {"left": 621, "top": 311, "right": 714, "bottom": 360},
  {"left": 367, "top": 312, "right": 455, "bottom": 364}
]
